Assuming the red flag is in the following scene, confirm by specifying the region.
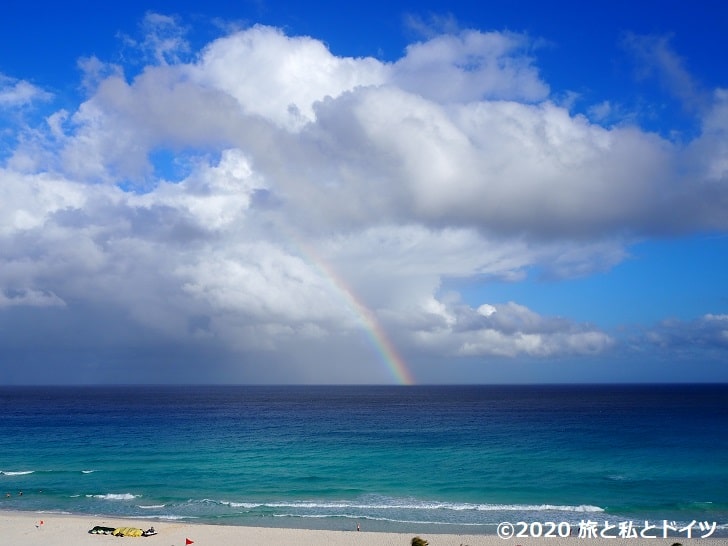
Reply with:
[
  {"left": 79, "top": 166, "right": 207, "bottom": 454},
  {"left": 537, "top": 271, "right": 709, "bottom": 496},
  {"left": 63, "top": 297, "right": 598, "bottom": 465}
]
[{"left": 185, "top": 539, "right": 194, "bottom": 545}]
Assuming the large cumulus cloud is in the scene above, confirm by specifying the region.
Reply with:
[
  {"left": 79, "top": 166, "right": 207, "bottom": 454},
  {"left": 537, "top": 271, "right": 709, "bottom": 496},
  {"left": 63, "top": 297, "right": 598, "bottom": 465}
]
[{"left": 1, "top": 17, "right": 726, "bottom": 383}]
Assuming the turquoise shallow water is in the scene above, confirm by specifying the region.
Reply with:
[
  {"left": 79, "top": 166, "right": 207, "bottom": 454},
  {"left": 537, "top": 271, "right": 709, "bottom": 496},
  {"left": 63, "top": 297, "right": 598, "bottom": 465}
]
[{"left": 1, "top": 385, "right": 727, "bottom": 535}]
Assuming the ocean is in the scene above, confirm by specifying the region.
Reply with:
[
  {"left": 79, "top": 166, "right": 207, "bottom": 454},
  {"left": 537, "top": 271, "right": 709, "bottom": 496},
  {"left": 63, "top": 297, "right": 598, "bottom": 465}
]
[{"left": 1, "top": 385, "right": 727, "bottom": 536}]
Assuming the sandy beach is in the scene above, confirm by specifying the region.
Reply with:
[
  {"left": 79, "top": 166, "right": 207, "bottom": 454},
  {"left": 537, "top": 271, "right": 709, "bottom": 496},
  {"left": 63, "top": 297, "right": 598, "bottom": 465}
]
[{"left": 1, "top": 511, "right": 726, "bottom": 546}]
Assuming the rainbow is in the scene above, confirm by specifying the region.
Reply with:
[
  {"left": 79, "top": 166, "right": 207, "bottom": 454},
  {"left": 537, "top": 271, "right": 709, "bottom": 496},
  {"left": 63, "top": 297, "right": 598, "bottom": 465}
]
[{"left": 291, "top": 236, "right": 415, "bottom": 386}]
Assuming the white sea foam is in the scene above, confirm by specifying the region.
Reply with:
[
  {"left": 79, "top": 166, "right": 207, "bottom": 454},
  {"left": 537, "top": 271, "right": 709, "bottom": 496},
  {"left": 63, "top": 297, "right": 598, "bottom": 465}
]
[
  {"left": 1, "top": 470, "right": 35, "bottom": 476},
  {"left": 88, "top": 493, "right": 139, "bottom": 501},
  {"left": 220, "top": 499, "right": 604, "bottom": 512},
  {"left": 273, "top": 513, "right": 488, "bottom": 526},
  {"left": 81, "top": 470, "right": 95, "bottom": 474},
  {"left": 127, "top": 514, "right": 194, "bottom": 521},
  {"left": 228, "top": 502, "right": 255, "bottom": 508},
  {"left": 204, "top": 499, "right": 603, "bottom": 513},
  {"left": 138, "top": 504, "right": 166, "bottom": 509}
]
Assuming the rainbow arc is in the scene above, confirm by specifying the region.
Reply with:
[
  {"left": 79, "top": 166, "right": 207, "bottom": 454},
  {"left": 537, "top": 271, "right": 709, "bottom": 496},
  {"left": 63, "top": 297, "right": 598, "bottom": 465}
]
[{"left": 289, "top": 235, "right": 415, "bottom": 385}]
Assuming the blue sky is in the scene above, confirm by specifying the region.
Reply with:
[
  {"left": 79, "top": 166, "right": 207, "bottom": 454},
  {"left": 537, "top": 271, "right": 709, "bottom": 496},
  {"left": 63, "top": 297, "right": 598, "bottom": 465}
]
[{"left": 0, "top": 1, "right": 727, "bottom": 384}]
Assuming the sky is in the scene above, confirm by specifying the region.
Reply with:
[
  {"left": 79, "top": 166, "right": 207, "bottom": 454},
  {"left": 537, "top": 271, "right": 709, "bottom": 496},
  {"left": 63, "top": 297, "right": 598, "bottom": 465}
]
[{"left": 0, "top": 0, "right": 727, "bottom": 385}]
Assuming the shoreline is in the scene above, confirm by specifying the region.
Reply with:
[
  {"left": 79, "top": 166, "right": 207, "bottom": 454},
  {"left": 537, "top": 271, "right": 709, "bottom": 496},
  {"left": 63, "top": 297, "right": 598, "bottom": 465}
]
[{"left": 2, "top": 510, "right": 727, "bottom": 546}]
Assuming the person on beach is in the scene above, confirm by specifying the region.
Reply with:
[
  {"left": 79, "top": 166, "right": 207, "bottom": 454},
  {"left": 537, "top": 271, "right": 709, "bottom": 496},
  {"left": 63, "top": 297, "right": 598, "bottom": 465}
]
[{"left": 356, "top": 522, "right": 360, "bottom": 531}]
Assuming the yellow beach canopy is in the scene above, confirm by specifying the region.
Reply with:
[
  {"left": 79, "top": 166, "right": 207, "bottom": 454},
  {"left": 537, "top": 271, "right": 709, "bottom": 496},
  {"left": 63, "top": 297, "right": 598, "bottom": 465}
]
[{"left": 112, "top": 527, "right": 144, "bottom": 537}]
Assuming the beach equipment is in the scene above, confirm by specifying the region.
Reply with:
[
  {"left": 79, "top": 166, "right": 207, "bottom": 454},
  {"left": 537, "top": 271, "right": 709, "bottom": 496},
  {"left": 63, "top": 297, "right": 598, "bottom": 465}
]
[
  {"left": 112, "top": 527, "right": 144, "bottom": 537},
  {"left": 89, "top": 525, "right": 157, "bottom": 537},
  {"left": 88, "top": 526, "right": 115, "bottom": 535}
]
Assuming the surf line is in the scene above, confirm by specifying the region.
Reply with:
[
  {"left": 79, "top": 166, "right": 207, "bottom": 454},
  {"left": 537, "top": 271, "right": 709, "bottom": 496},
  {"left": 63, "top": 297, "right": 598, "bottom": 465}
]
[{"left": 290, "top": 234, "right": 415, "bottom": 386}]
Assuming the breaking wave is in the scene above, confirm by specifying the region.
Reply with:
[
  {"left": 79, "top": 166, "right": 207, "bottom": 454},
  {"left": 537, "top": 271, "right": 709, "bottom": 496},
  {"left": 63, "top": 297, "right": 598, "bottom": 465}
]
[
  {"left": 88, "top": 493, "right": 140, "bottom": 501},
  {"left": 207, "top": 499, "right": 603, "bottom": 513}
]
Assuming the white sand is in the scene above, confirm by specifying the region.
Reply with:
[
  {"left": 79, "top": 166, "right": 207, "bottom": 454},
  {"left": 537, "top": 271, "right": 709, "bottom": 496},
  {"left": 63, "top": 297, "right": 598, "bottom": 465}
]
[{"left": 1, "top": 511, "right": 726, "bottom": 545}]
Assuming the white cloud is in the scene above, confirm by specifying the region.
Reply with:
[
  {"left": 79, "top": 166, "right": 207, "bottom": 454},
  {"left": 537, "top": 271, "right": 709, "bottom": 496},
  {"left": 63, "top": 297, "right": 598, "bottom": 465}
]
[
  {"left": 588, "top": 100, "right": 612, "bottom": 122},
  {"left": 687, "top": 89, "right": 728, "bottom": 182},
  {"left": 642, "top": 314, "right": 728, "bottom": 353},
  {"left": 0, "top": 169, "right": 86, "bottom": 235},
  {"left": 119, "top": 12, "right": 191, "bottom": 66},
  {"left": 410, "top": 300, "right": 613, "bottom": 358},
  {"left": 392, "top": 30, "right": 549, "bottom": 103},
  {"left": 622, "top": 32, "right": 708, "bottom": 114},
  {"left": 190, "top": 25, "right": 387, "bottom": 131},
  {"left": 20, "top": 25, "right": 726, "bottom": 236},
  {"left": 0, "top": 74, "right": 52, "bottom": 108},
  {"left": 0, "top": 22, "right": 726, "bottom": 382},
  {"left": 136, "top": 149, "right": 265, "bottom": 229}
]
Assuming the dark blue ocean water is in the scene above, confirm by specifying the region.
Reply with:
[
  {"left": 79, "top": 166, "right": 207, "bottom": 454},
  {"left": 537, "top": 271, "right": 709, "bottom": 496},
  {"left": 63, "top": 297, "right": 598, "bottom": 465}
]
[{"left": 1, "top": 385, "right": 727, "bottom": 535}]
